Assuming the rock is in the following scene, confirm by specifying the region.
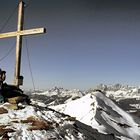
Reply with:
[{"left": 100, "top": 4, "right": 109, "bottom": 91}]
[
  {"left": 0, "top": 107, "right": 8, "bottom": 114},
  {"left": 4, "top": 103, "right": 18, "bottom": 110},
  {"left": 7, "top": 96, "right": 25, "bottom": 104}
]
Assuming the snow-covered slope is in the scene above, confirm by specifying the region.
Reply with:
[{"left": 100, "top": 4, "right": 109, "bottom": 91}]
[
  {"left": 0, "top": 101, "right": 121, "bottom": 140},
  {"left": 0, "top": 103, "right": 87, "bottom": 140},
  {"left": 94, "top": 84, "right": 140, "bottom": 115},
  {"left": 51, "top": 91, "right": 140, "bottom": 140},
  {"left": 21, "top": 86, "right": 140, "bottom": 139}
]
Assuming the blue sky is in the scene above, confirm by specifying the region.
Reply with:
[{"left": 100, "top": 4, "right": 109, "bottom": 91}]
[{"left": 0, "top": 0, "right": 140, "bottom": 90}]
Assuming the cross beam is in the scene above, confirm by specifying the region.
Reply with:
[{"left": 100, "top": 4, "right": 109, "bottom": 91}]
[
  {"left": 0, "top": 1, "right": 46, "bottom": 87},
  {"left": 0, "top": 28, "right": 46, "bottom": 39}
]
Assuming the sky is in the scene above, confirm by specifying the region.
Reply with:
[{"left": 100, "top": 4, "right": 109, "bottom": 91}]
[{"left": 0, "top": 0, "right": 140, "bottom": 90}]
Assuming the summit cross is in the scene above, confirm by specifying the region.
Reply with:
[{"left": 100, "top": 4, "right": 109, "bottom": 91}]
[{"left": 0, "top": 1, "right": 46, "bottom": 87}]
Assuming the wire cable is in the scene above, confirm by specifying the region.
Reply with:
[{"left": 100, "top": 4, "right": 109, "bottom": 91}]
[
  {"left": 24, "top": 0, "right": 36, "bottom": 92},
  {"left": 0, "top": 42, "right": 15, "bottom": 62},
  {"left": 0, "top": 4, "right": 18, "bottom": 33},
  {"left": 0, "top": 3, "right": 18, "bottom": 62},
  {"left": 25, "top": 37, "right": 36, "bottom": 92}
]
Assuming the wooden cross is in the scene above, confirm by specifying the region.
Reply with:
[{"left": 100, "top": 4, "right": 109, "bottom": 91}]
[{"left": 0, "top": 1, "right": 46, "bottom": 87}]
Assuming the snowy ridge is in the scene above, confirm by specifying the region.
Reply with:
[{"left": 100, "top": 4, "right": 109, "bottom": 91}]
[
  {"left": 0, "top": 100, "right": 120, "bottom": 140},
  {"left": 4, "top": 84, "right": 139, "bottom": 140},
  {"left": 32, "top": 87, "right": 84, "bottom": 97},
  {"left": 0, "top": 103, "right": 85, "bottom": 140},
  {"left": 106, "top": 89, "right": 140, "bottom": 100},
  {"left": 51, "top": 91, "right": 140, "bottom": 140},
  {"left": 96, "top": 84, "right": 136, "bottom": 91},
  {"left": 94, "top": 84, "right": 140, "bottom": 99},
  {"left": 29, "top": 85, "right": 140, "bottom": 103},
  {"left": 29, "top": 87, "right": 84, "bottom": 106}
]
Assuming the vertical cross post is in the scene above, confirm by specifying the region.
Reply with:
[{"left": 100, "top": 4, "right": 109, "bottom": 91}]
[{"left": 14, "top": 1, "right": 24, "bottom": 87}]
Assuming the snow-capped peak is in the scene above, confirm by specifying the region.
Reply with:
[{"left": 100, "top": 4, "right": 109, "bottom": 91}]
[{"left": 51, "top": 91, "right": 140, "bottom": 140}]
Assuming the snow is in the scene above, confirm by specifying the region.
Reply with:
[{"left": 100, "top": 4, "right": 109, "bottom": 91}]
[
  {"left": 130, "top": 104, "right": 140, "bottom": 109},
  {"left": 106, "top": 90, "right": 140, "bottom": 100},
  {"left": 32, "top": 87, "right": 83, "bottom": 97},
  {"left": 0, "top": 102, "right": 88, "bottom": 140},
  {"left": 30, "top": 87, "right": 84, "bottom": 105},
  {"left": 1, "top": 85, "right": 140, "bottom": 139},
  {"left": 51, "top": 91, "right": 140, "bottom": 140}
]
